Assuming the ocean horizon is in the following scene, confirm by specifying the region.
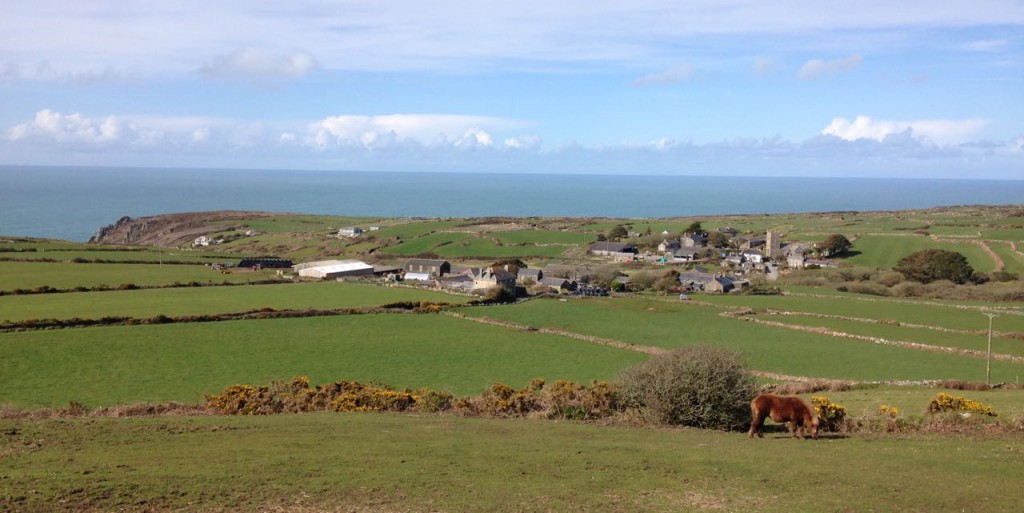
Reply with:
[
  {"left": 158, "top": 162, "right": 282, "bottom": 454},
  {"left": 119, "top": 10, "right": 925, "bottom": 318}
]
[{"left": 3, "top": 165, "right": 1024, "bottom": 242}]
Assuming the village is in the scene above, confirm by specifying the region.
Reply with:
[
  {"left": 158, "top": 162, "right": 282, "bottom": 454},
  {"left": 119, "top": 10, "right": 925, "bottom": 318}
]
[{"left": 208, "top": 223, "right": 844, "bottom": 299}]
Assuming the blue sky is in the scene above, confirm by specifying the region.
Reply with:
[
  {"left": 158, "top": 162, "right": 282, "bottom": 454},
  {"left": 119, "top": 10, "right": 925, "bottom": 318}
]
[{"left": 1, "top": 1, "right": 1022, "bottom": 178}]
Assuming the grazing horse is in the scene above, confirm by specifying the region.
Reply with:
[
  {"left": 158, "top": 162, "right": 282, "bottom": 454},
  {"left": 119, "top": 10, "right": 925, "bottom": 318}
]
[{"left": 748, "top": 394, "right": 819, "bottom": 439}]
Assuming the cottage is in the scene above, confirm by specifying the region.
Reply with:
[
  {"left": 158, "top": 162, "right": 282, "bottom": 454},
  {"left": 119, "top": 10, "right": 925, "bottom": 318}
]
[
  {"left": 469, "top": 267, "right": 517, "bottom": 293},
  {"left": 668, "top": 247, "right": 700, "bottom": 262},
  {"left": 193, "top": 236, "right": 211, "bottom": 247},
  {"left": 540, "top": 277, "right": 577, "bottom": 292},
  {"left": 680, "top": 233, "right": 708, "bottom": 248},
  {"left": 678, "top": 271, "right": 716, "bottom": 292},
  {"left": 403, "top": 259, "right": 451, "bottom": 278},
  {"left": 787, "top": 254, "right": 807, "bottom": 269},
  {"left": 741, "top": 249, "right": 764, "bottom": 264},
  {"left": 517, "top": 268, "right": 544, "bottom": 283},
  {"left": 438, "top": 273, "right": 475, "bottom": 292},
  {"left": 738, "top": 236, "right": 766, "bottom": 251},
  {"left": 337, "top": 227, "right": 364, "bottom": 238},
  {"left": 706, "top": 276, "right": 735, "bottom": 293},
  {"left": 658, "top": 239, "right": 682, "bottom": 253}
]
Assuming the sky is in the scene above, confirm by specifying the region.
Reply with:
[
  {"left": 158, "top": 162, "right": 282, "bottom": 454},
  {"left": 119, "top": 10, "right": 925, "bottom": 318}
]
[{"left": 1, "top": 1, "right": 1023, "bottom": 178}]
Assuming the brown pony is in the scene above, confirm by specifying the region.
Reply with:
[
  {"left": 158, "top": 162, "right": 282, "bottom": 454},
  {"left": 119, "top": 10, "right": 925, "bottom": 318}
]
[{"left": 748, "top": 394, "right": 819, "bottom": 439}]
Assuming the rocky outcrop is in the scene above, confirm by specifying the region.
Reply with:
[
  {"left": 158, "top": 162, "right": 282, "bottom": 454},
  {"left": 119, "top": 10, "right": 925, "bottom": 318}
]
[{"left": 87, "top": 211, "right": 275, "bottom": 247}]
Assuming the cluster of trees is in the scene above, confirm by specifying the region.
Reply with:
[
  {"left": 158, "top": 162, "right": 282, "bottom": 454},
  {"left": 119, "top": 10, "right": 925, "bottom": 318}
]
[{"left": 894, "top": 249, "right": 976, "bottom": 284}]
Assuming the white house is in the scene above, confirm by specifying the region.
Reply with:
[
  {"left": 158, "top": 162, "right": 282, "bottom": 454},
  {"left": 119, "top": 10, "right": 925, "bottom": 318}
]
[{"left": 337, "top": 227, "right": 364, "bottom": 238}]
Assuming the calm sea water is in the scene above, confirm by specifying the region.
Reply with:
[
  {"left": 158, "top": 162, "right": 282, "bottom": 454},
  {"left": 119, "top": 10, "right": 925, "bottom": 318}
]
[{"left": 2, "top": 165, "right": 1023, "bottom": 241}]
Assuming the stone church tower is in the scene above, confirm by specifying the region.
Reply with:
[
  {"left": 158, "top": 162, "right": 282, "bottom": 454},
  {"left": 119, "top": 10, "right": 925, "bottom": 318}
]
[{"left": 766, "top": 231, "right": 781, "bottom": 258}]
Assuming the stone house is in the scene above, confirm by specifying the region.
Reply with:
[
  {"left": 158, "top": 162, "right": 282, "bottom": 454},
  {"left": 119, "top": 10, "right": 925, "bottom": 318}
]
[{"left": 403, "top": 259, "right": 451, "bottom": 278}]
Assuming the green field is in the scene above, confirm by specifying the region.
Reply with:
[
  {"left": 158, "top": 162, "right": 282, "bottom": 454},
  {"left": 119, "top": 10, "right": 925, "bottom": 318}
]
[
  {"left": 464, "top": 297, "right": 1024, "bottom": 383},
  {"left": 2, "top": 414, "right": 1022, "bottom": 513},
  {"left": 844, "top": 235, "right": 997, "bottom": 272},
  {"left": 0, "top": 261, "right": 284, "bottom": 291},
  {"left": 760, "top": 313, "right": 1024, "bottom": 357},
  {"left": 694, "top": 293, "right": 1024, "bottom": 333},
  {"left": 0, "top": 313, "right": 646, "bottom": 408},
  {"left": 0, "top": 282, "right": 469, "bottom": 323}
]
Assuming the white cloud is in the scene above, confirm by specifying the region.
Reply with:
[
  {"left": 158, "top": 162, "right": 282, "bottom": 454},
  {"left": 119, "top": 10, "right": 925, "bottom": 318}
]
[
  {"left": 7, "top": 1, "right": 1020, "bottom": 76},
  {"left": 199, "top": 48, "right": 319, "bottom": 80},
  {"left": 310, "top": 114, "right": 521, "bottom": 149},
  {"left": 7, "top": 109, "right": 121, "bottom": 143},
  {"left": 798, "top": 54, "right": 862, "bottom": 80},
  {"left": 822, "top": 115, "right": 989, "bottom": 146},
  {"left": 6, "top": 109, "right": 226, "bottom": 147}
]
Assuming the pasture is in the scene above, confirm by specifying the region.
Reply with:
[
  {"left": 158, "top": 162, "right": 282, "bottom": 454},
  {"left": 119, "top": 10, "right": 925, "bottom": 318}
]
[
  {"left": 464, "top": 297, "right": 1024, "bottom": 383},
  {"left": 0, "top": 313, "right": 645, "bottom": 407},
  {"left": 0, "top": 261, "right": 282, "bottom": 291},
  {"left": 0, "top": 281, "right": 469, "bottom": 323},
  {"left": 2, "top": 414, "right": 1022, "bottom": 513}
]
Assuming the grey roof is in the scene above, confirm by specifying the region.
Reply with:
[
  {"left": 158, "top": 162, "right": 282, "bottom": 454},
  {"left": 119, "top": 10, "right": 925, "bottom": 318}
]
[{"left": 589, "top": 241, "right": 636, "bottom": 253}]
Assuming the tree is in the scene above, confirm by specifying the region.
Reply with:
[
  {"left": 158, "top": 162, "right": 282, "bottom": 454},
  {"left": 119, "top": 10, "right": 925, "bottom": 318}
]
[
  {"left": 707, "top": 231, "right": 730, "bottom": 249},
  {"left": 682, "top": 221, "right": 705, "bottom": 235},
  {"left": 607, "top": 225, "right": 628, "bottom": 241},
  {"left": 894, "top": 249, "right": 974, "bottom": 284},
  {"left": 818, "top": 234, "right": 853, "bottom": 256}
]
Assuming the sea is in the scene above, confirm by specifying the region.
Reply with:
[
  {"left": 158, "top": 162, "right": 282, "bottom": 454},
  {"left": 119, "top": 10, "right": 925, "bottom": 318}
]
[{"left": 2, "top": 165, "right": 1024, "bottom": 242}]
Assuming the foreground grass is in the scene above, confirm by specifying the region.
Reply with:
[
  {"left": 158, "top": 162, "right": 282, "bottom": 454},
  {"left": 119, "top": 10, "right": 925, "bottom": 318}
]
[
  {"left": 0, "top": 314, "right": 645, "bottom": 408},
  {"left": 2, "top": 414, "right": 1022, "bottom": 513}
]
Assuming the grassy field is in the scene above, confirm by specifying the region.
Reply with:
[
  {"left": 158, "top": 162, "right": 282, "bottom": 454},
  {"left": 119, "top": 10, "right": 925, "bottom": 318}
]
[
  {"left": 464, "top": 297, "right": 1024, "bottom": 383},
  {"left": 0, "top": 261, "right": 283, "bottom": 291},
  {"left": 0, "top": 313, "right": 646, "bottom": 408},
  {"left": 0, "top": 282, "right": 469, "bottom": 323},
  {"left": 760, "top": 313, "right": 1024, "bottom": 357},
  {"left": 843, "top": 234, "right": 998, "bottom": 272},
  {"left": 693, "top": 293, "right": 1024, "bottom": 333},
  {"left": 2, "top": 413, "right": 1022, "bottom": 513}
]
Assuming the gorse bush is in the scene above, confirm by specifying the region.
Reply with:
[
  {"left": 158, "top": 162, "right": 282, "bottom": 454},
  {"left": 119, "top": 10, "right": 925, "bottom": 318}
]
[
  {"left": 811, "top": 396, "right": 848, "bottom": 432},
  {"left": 927, "top": 392, "right": 997, "bottom": 417},
  {"left": 617, "top": 346, "right": 757, "bottom": 430}
]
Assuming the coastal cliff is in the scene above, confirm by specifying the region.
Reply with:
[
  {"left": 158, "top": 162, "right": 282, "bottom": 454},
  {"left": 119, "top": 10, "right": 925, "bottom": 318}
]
[{"left": 88, "top": 211, "right": 274, "bottom": 247}]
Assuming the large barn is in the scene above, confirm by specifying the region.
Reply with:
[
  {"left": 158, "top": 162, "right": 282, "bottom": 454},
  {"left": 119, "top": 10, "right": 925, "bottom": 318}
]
[{"left": 296, "top": 260, "right": 375, "bottom": 279}]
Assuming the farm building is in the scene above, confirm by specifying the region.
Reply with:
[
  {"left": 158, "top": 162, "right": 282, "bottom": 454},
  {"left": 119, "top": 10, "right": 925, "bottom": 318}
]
[
  {"left": 297, "top": 260, "right": 375, "bottom": 279},
  {"left": 237, "top": 257, "right": 293, "bottom": 269},
  {"left": 337, "top": 227, "right": 364, "bottom": 238},
  {"left": 517, "top": 268, "right": 544, "bottom": 283},
  {"left": 588, "top": 242, "right": 637, "bottom": 260},
  {"left": 540, "top": 277, "right": 577, "bottom": 292},
  {"left": 403, "top": 259, "right": 451, "bottom": 277}
]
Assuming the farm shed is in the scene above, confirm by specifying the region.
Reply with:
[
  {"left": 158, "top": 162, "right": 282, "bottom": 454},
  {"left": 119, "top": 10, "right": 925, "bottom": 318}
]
[{"left": 297, "top": 260, "right": 375, "bottom": 279}]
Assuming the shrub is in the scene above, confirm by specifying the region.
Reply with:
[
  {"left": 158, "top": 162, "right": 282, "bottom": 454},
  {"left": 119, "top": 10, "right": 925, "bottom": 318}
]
[
  {"left": 540, "top": 380, "right": 621, "bottom": 420},
  {"left": 927, "top": 392, "right": 997, "bottom": 417},
  {"left": 617, "top": 346, "right": 757, "bottom": 430},
  {"left": 473, "top": 382, "right": 543, "bottom": 417},
  {"left": 811, "top": 396, "right": 848, "bottom": 432}
]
